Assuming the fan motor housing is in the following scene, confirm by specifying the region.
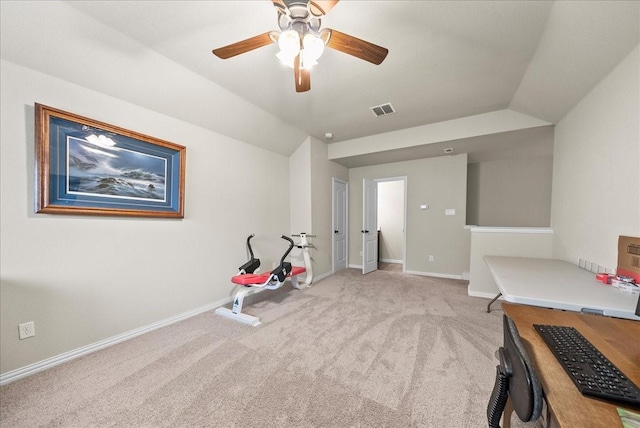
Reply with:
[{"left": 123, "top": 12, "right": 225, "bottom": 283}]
[{"left": 278, "top": 1, "right": 322, "bottom": 33}]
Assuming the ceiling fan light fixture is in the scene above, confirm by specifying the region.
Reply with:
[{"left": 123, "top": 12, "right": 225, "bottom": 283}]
[
  {"left": 276, "top": 50, "right": 296, "bottom": 68},
  {"left": 303, "top": 33, "right": 325, "bottom": 61},
  {"left": 212, "top": 0, "right": 388, "bottom": 93},
  {"left": 278, "top": 30, "right": 300, "bottom": 56}
]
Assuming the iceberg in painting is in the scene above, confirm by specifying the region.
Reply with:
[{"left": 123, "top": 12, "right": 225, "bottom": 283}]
[{"left": 67, "top": 137, "right": 167, "bottom": 202}]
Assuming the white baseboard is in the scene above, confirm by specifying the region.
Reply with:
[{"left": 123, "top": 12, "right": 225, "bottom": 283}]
[
  {"left": 467, "top": 288, "right": 503, "bottom": 300},
  {"left": 313, "top": 271, "right": 332, "bottom": 282},
  {"left": 405, "top": 270, "right": 463, "bottom": 280},
  {"left": 461, "top": 271, "right": 470, "bottom": 280},
  {"left": 349, "top": 264, "right": 363, "bottom": 269},
  {"left": 380, "top": 259, "right": 403, "bottom": 264},
  {"left": 0, "top": 298, "right": 231, "bottom": 386},
  {"left": 0, "top": 271, "right": 335, "bottom": 386}
]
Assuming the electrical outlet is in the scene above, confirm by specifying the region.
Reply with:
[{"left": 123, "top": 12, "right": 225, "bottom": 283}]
[
  {"left": 19, "top": 321, "right": 35, "bottom": 340},
  {"left": 429, "top": 255, "right": 434, "bottom": 262}
]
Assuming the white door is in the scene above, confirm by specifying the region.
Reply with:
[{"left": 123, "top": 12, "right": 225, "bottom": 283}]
[
  {"left": 333, "top": 178, "right": 347, "bottom": 272},
  {"left": 362, "top": 179, "right": 378, "bottom": 274}
]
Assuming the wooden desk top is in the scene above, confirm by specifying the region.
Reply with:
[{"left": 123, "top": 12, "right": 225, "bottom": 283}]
[{"left": 502, "top": 302, "right": 640, "bottom": 427}]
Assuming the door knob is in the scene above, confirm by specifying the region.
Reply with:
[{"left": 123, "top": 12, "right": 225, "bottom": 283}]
[
  {"left": 361, "top": 230, "right": 369, "bottom": 233},
  {"left": 334, "top": 230, "right": 339, "bottom": 234}
]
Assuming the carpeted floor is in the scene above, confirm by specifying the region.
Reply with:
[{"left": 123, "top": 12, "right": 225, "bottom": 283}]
[{"left": 0, "top": 268, "right": 541, "bottom": 427}]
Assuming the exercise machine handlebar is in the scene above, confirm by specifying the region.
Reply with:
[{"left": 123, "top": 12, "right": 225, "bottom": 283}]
[
  {"left": 246, "top": 234, "right": 256, "bottom": 260},
  {"left": 292, "top": 233, "right": 316, "bottom": 249},
  {"left": 238, "top": 233, "right": 260, "bottom": 274},
  {"left": 279, "top": 235, "right": 294, "bottom": 265}
]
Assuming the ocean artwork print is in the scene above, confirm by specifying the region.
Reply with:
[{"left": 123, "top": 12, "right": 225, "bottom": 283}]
[
  {"left": 36, "top": 103, "right": 185, "bottom": 217},
  {"left": 67, "top": 136, "right": 167, "bottom": 202}
]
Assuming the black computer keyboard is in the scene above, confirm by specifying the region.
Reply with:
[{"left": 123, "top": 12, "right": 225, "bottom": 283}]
[{"left": 534, "top": 324, "right": 640, "bottom": 407}]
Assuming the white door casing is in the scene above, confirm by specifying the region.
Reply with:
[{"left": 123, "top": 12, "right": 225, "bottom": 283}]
[
  {"left": 332, "top": 178, "right": 347, "bottom": 272},
  {"left": 362, "top": 178, "right": 378, "bottom": 274}
]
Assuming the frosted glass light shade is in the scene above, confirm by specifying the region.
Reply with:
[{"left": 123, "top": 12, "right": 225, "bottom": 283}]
[
  {"left": 303, "top": 33, "right": 324, "bottom": 61},
  {"left": 278, "top": 30, "right": 300, "bottom": 56}
]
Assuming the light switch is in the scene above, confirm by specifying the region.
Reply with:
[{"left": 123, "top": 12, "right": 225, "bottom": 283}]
[
  {"left": 420, "top": 204, "right": 429, "bottom": 210},
  {"left": 445, "top": 209, "right": 455, "bottom": 216}
]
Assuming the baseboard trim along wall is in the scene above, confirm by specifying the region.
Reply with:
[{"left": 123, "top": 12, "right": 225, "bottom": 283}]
[
  {"left": 467, "top": 288, "right": 503, "bottom": 300},
  {"left": 314, "top": 271, "right": 333, "bottom": 282},
  {"left": 347, "top": 265, "right": 463, "bottom": 280},
  {"left": 0, "top": 298, "right": 228, "bottom": 386},
  {"left": 405, "top": 270, "right": 463, "bottom": 280},
  {"left": 0, "top": 273, "right": 333, "bottom": 386},
  {"left": 380, "top": 258, "right": 403, "bottom": 264}
]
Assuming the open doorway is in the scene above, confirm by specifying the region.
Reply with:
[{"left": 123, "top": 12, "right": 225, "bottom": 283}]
[
  {"left": 376, "top": 178, "right": 407, "bottom": 273},
  {"left": 377, "top": 179, "right": 406, "bottom": 272},
  {"left": 362, "top": 177, "right": 407, "bottom": 274}
]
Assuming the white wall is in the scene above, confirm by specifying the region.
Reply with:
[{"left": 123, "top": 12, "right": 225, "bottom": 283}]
[
  {"left": 551, "top": 45, "right": 640, "bottom": 268},
  {"left": 0, "top": 60, "right": 291, "bottom": 375},
  {"left": 349, "top": 154, "right": 469, "bottom": 278},
  {"left": 467, "top": 156, "right": 553, "bottom": 227},
  {"left": 290, "top": 138, "right": 313, "bottom": 238},
  {"left": 377, "top": 181, "right": 404, "bottom": 262}
]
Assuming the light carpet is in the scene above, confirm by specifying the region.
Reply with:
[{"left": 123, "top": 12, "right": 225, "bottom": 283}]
[{"left": 0, "top": 268, "right": 542, "bottom": 427}]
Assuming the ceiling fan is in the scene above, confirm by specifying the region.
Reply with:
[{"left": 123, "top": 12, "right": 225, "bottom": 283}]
[{"left": 212, "top": 0, "right": 388, "bottom": 92}]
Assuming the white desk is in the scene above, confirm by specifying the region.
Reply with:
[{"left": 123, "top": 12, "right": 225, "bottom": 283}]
[{"left": 484, "top": 256, "right": 640, "bottom": 320}]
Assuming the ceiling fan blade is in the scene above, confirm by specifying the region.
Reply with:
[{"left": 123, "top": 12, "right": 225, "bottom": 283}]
[
  {"left": 271, "top": 0, "right": 286, "bottom": 12},
  {"left": 326, "top": 29, "right": 388, "bottom": 65},
  {"left": 212, "top": 32, "right": 275, "bottom": 59},
  {"left": 309, "top": 0, "right": 340, "bottom": 16},
  {"left": 294, "top": 54, "right": 311, "bottom": 92}
]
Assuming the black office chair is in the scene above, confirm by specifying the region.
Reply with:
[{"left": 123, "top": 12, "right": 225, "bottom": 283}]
[{"left": 487, "top": 314, "right": 543, "bottom": 428}]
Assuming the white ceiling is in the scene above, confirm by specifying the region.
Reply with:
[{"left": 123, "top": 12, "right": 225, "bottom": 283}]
[{"left": 1, "top": 1, "right": 638, "bottom": 164}]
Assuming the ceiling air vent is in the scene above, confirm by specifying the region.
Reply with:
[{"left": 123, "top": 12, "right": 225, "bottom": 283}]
[{"left": 370, "top": 103, "right": 396, "bottom": 117}]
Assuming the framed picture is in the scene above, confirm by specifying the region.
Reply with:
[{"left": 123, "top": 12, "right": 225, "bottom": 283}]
[{"left": 35, "top": 103, "right": 185, "bottom": 218}]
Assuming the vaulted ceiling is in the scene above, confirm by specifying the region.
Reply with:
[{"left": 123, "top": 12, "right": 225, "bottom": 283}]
[{"left": 1, "top": 1, "right": 638, "bottom": 164}]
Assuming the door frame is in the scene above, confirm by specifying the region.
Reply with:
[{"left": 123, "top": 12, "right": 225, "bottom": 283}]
[
  {"left": 332, "top": 177, "right": 349, "bottom": 274},
  {"left": 368, "top": 176, "right": 408, "bottom": 273}
]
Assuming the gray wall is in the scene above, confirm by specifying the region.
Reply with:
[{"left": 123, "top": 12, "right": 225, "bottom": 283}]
[
  {"left": 467, "top": 156, "right": 553, "bottom": 227},
  {"left": 349, "top": 154, "right": 470, "bottom": 278}
]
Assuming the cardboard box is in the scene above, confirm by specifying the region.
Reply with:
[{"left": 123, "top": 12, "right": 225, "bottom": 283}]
[{"left": 617, "top": 236, "right": 640, "bottom": 283}]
